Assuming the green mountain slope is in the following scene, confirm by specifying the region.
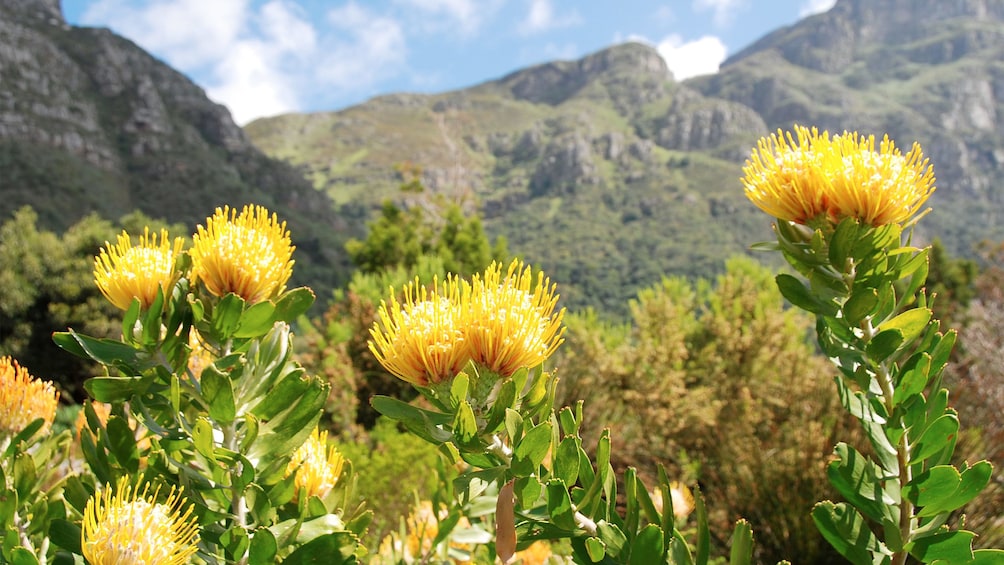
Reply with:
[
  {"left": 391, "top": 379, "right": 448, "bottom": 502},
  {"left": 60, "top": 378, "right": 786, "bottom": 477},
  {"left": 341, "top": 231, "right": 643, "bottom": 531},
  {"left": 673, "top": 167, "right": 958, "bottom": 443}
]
[
  {"left": 247, "top": 0, "right": 1004, "bottom": 313},
  {"left": 247, "top": 43, "right": 773, "bottom": 313}
]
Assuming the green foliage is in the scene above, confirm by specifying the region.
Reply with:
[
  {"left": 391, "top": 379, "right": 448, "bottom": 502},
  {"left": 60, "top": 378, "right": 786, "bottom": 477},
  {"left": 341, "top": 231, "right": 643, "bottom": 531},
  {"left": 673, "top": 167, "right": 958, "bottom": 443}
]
[
  {"left": 0, "top": 207, "right": 175, "bottom": 399},
  {"left": 554, "top": 256, "right": 851, "bottom": 563},
  {"left": 767, "top": 216, "right": 1001, "bottom": 565},
  {"left": 336, "top": 418, "right": 445, "bottom": 547},
  {"left": 345, "top": 192, "right": 506, "bottom": 278}
]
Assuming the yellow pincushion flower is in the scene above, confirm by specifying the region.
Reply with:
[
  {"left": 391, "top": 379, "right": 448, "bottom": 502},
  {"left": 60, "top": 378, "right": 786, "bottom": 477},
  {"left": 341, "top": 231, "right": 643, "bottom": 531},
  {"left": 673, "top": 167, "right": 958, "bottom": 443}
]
[
  {"left": 0, "top": 356, "right": 59, "bottom": 437},
  {"left": 286, "top": 427, "right": 345, "bottom": 500},
  {"left": 94, "top": 228, "right": 184, "bottom": 310},
  {"left": 369, "top": 276, "right": 472, "bottom": 386},
  {"left": 190, "top": 204, "right": 295, "bottom": 304},
  {"left": 82, "top": 477, "right": 199, "bottom": 565},
  {"left": 461, "top": 260, "right": 565, "bottom": 377},
  {"left": 828, "top": 133, "right": 936, "bottom": 226},
  {"left": 742, "top": 125, "right": 935, "bottom": 227}
]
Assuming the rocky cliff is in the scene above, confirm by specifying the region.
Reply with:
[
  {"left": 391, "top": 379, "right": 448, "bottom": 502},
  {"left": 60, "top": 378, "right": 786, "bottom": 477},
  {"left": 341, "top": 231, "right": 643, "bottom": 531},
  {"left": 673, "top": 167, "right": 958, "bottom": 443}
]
[{"left": 0, "top": 0, "right": 350, "bottom": 290}]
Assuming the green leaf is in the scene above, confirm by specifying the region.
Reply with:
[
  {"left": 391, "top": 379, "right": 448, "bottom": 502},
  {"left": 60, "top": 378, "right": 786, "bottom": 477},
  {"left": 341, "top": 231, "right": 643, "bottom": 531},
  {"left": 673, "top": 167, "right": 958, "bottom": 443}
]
[
  {"left": 449, "top": 372, "right": 469, "bottom": 411},
  {"left": 512, "top": 422, "right": 553, "bottom": 477},
  {"left": 105, "top": 416, "right": 140, "bottom": 474},
  {"left": 811, "top": 501, "right": 891, "bottom": 565},
  {"left": 829, "top": 217, "right": 861, "bottom": 267},
  {"left": 211, "top": 292, "right": 246, "bottom": 340},
  {"left": 514, "top": 476, "right": 542, "bottom": 511},
  {"left": 776, "top": 274, "right": 836, "bottom": 316},
  {"left": 281, "top": 532, "right": 359, "bottom": 565},
  {"left": 906, "top": 461, "right": 993, "bottom": 518},
  {"left": 866, "top": 329, "right": 904, "bottom": 362},
  {"left": 52, "top": 331, "right": 140, "bottom": 368},
  {"left": 596, "top": 521, "right": 627, "bottom": 558},
  {"left": 452, "top": 400, "right": 479, "bottom": 449},
  {"left": 695, "top": 487, "right": 710, "bottom": 565},
  {"left": 504, "top": 408, "right": 524, "bottom": 444},
  {"left": 585, "top": 537, "right": 606, "bottom": 562},
  {"left": 893, "top": 353, "right": 931, "bottom": 406},
  {"left": 629, "top": 524, "right": 665, "bottom": 565},
  {"left": 249, "top": 528, "right": 278, "bottom": 565},
  {"left": 910, "top": 414, "right": 959, "bottom": 465},
  {"left": 554, "top": 437, "right": 581, "bottom": 487},
  {"left": 235, "top": 301, "right": 278, "bottom": 338},
  {"left": 826, "top": 443, "right": 896, "bottom": 522},
  {"left": 7, "top": 548, "right": 40, "bottom": 565},
  {"left": 47, "top": 519, "right": 82, "bottom": 554},
  {"left": 13, "top": 453, "right": 37, "bottom": 501},
  {"left": 84, "top": 376, "right": 144, "bottom": 403},
  {"left": 973, "top": 550, "right": 1004, "bottom": 564},
  {"left": 546, "top": 479, "right": 577, "bottom": 530},
  {"left": 483, "top": 379, "right": 516, "bottom": 433},
  {"left": 843, "top": 287, "right": 879, "bottom": 326},
  {"left": 729, "top": 520, "right": 754, "bottom": 565},
  {"left": 273, "top": 287, "right": 315, "bottom": 322},
  {"left": 879, "top": 307, "right": 932, "bottom": 347},
  {"left": 202, "top": 366, "right": 237, "bottom": 424},
  {"left": 908, "top": 530, "right": 975, "bottom": 563}
]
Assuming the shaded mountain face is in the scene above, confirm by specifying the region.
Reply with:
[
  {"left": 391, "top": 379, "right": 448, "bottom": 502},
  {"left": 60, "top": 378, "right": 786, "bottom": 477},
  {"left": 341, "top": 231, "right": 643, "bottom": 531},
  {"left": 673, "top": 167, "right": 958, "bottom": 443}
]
[{"left": 0, "top": 0, "right": 351, "bottom": 291}]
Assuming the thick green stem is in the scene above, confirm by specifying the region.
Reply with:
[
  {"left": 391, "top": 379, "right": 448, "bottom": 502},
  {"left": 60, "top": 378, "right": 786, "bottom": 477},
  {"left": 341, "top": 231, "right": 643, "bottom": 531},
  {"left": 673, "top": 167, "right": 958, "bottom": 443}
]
[
  {"left": 862, "top": 317, "right": 913, "bottom": 564},
  {"left": 220, "top": 338, "right": 249, "bottom": 565}
]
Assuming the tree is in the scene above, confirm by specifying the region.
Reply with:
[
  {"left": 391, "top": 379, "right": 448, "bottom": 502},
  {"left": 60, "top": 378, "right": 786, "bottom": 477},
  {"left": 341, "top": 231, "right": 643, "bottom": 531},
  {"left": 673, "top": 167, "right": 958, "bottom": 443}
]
[{"left": 0, "top": 206, "right": 184, "bottom": 399}]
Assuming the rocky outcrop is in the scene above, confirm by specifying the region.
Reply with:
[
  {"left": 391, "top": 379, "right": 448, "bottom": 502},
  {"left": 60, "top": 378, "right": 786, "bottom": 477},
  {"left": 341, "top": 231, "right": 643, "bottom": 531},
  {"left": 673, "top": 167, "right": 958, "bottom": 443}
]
[
  {"left": 650, "top": 88, "right": 767, "bottom": 154},
  {"left": 498, "top": 42, "right": 672, "bottom": 107},
  {"left": 0, "top": 0, "right": 349, "bottom": 290}
]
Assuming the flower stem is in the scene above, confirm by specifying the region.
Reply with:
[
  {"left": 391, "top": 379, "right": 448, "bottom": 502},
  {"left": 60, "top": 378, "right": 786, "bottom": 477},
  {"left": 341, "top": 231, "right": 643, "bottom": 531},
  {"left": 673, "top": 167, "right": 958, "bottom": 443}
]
[{"left": 863, "top": 316, "right": 913, "bottom": 563}]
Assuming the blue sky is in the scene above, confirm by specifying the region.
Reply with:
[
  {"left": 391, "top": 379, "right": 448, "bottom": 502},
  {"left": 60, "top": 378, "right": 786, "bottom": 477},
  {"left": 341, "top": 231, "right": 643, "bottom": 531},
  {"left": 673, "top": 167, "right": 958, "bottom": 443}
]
[{"left": 62, "top": 0, "right": 837, "bottom": 125}]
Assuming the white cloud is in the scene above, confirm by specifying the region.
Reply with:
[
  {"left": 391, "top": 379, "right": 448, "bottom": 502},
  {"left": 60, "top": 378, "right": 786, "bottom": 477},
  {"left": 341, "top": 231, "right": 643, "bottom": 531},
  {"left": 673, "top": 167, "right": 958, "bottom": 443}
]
[
  {"left": 397, "top": 0, "right": 482, "bottom": 35},
  {"left": 81, "top": 0, "right": 248, "bottom": 69},
  {"left": 316, "top": 3, "right": 407, "bottom": 91},
  {"left": 520, "top": 0, "right": 582, "bottom": 35},
  {"left": 692, "top": 0, "right": 748, "bottom": 28},
  {"left": 799, "top": 0, "right": 837, "bottom": 17},
  {"left": 656, "top": 34, "right": 728, "bottom": 81},
  {"left": 79, "top": 0, "right": 411, "bottom": 124}
]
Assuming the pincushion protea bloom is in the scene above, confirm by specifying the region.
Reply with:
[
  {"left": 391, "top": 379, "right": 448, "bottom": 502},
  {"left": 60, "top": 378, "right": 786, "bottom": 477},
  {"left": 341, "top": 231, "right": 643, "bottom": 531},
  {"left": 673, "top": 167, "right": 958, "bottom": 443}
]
[
  {"left": 94, "top": 228, "right": 184, "bottom": 310},
  {"left": 461, "top": 260, "right": 565, "bottom": 377},
  {"left": 82, "top": 477, "right": 199, "bottom": 565},
  {"left": 190, "top": 204, "right": 294, "bottom": 304},
  {"left": 369, "top": 276, "right": 471, "bottom": 386},
  {"left": 0, "top": 356, "right": 59, "bottom": 436},
  {"left": 286, "top": 427, "right": 345, "bottom": 500},
  {"left": 742, "top": 125, "right": 935, "bottom": 227}
]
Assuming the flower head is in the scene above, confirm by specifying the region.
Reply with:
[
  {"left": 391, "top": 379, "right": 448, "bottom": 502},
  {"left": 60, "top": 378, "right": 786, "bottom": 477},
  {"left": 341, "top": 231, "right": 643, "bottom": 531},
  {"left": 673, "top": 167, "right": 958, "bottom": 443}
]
[
  {"left": 94, "top": 228, "right": 184, "bottom": 310},
  {"left": 0, "top": 356, "right": 59, "bottom": 436},
  {"left": 461, "top": 260, "right": 565, "bottom": 377},
  {"left": 652, "top": 481, "right": 696, "bottom": 522},
  {"left": 286, "top": 427, "right": 345, "bottom": 500},
  {"left": 369, "top": 276, "right": 471, "bottom": 386},
  {"left": 82, "top": 477, "right": 199, "bottom": 565},
  {"left": 190, "top": 205, "right": 294, "bottom": 304},
  {"left": 742, "top": 125, "right": 935, "bottom": 227}
]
